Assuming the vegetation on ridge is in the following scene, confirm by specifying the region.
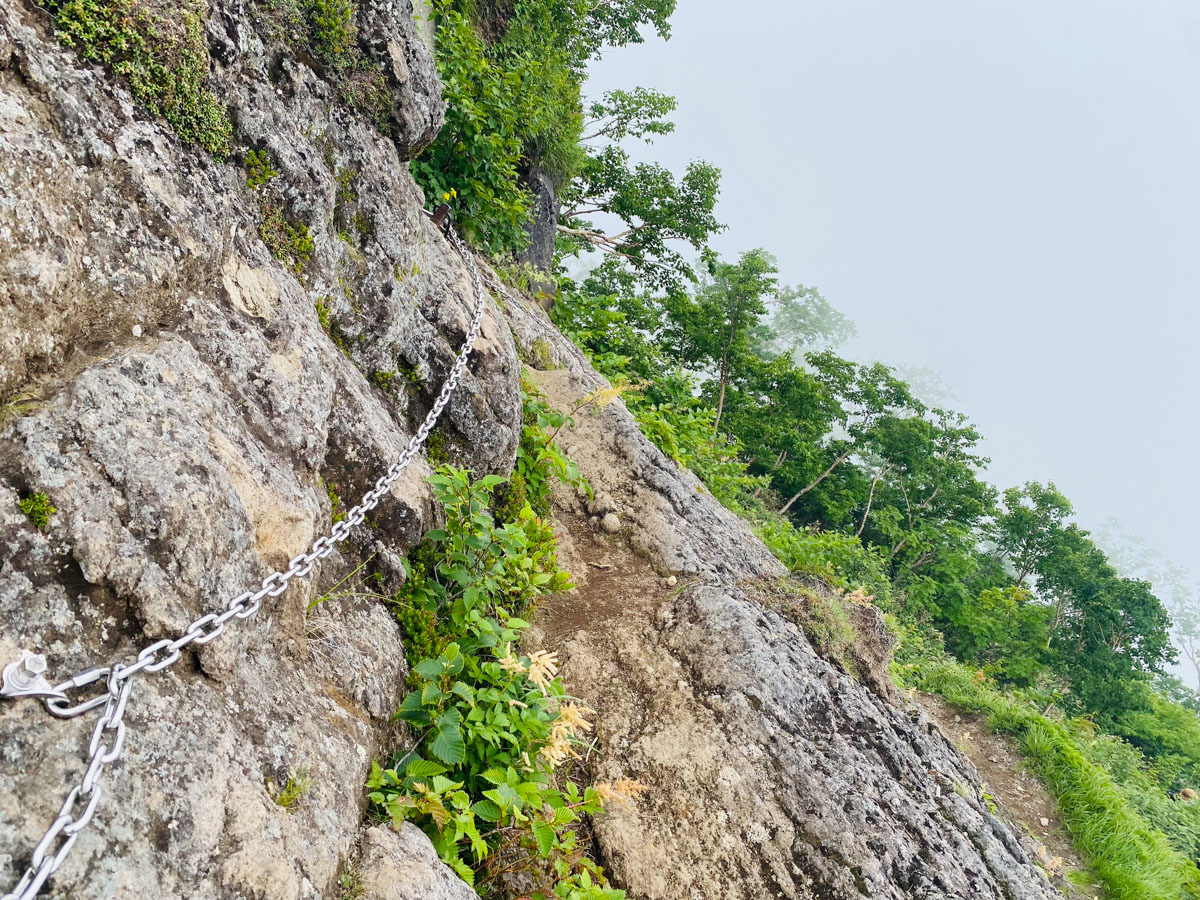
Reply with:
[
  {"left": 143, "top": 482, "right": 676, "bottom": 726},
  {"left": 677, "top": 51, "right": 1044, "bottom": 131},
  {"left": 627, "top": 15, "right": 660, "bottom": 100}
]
[
  {"left": 409, "top": 1, "right": 1200, "bottom": 897},
  {"left": 368, "top": 385, "right": 628, "bottom": 898}
]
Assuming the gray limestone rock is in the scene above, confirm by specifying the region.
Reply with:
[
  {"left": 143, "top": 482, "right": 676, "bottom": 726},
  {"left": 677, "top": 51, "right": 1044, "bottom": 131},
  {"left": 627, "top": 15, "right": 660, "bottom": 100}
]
[
  {"left": 355, "top": 824, "right": 478, "bottom": 900},
  {"left": 564, "top": 583, "right": 1061, "bottom": 900},
  {"left": 0, "top": 0, "right": 517, "bottom": 896}
]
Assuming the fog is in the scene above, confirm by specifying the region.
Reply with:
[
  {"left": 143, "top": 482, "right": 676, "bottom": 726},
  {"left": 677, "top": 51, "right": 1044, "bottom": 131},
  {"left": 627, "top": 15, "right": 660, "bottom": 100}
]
[{"left": 585, "top": 1, "right": 1200, "bottom": 678}]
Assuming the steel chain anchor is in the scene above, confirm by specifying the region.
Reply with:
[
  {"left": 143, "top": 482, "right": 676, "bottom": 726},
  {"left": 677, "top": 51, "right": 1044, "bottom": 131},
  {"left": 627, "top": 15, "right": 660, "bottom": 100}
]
[{"left": 0, "top": 218, "right": 487, "bottom": 900}]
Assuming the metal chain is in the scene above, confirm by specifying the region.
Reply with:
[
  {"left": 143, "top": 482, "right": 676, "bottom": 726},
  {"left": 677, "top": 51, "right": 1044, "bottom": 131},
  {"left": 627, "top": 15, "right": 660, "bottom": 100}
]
[{"left": 1, "top": 221, "right": 487, "bottom": 900}]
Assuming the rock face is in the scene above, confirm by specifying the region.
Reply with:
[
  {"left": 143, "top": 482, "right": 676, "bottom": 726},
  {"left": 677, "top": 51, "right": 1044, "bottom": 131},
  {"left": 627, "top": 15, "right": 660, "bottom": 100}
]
[
  {"left": 500, "top": 290, "right": 1062, "bottom": 900},
  {"left": 1, "top": 0, "right": 1065, "bottom": 898},
  {"left": 565, "top": 584, "right": 1060, "bottom": 900},
  {"left": 0, "top": 0, "right": 517, "bottom": 896}
]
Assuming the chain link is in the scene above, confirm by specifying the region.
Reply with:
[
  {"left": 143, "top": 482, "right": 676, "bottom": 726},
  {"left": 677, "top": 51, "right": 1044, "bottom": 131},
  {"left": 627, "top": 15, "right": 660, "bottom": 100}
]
[{"left": 2, "top": 222, "right": 488, "bottom": 900}]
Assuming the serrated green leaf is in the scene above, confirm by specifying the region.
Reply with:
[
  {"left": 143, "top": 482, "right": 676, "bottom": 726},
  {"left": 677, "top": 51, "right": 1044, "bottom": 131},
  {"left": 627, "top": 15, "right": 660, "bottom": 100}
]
[
  {"left": 430, "top": 711, "right": 466, "bottom": 764},
  {"left": 533, "top": 822, "right": 556, "bottom": 857},
  {"left": 470, "top": 798, "right": 503, "bottom": 822},
  {"left": 413, "top": 658, "right": 444, "bottom": 680},
  {"left": 430, "top": 775, "right": 464, "bottom": 794},
  {"left": 405, "top": 758, "right": 447, "bottom": 779},
  {"left": 393, "top": 691, "right": 432, "bottom": 725}
]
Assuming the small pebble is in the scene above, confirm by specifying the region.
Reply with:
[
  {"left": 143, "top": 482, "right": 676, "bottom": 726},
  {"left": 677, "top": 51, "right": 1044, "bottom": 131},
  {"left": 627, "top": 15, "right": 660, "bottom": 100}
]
[
  {"left": 599, "top": 512, "right": 621, "bottom": 534},
  {"left": 131, "top": 324, "right": 143, "bottom": 337}
]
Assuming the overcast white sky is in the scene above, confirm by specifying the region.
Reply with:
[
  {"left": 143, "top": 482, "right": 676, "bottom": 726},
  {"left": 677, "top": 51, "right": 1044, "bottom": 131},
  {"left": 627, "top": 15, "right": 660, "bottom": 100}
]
[{"left": 586, "top": 1, "right": 1200, "bottom": 588}]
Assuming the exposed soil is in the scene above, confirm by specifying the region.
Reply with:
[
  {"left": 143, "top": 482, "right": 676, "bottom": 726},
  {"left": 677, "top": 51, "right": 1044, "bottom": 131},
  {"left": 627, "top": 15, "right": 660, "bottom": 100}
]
[
  {"left": 536, "top": 510, "right": 674, "bottom": 648},
  {"left": 916, "top": 692, "right": 1101, "bottom": 897}
]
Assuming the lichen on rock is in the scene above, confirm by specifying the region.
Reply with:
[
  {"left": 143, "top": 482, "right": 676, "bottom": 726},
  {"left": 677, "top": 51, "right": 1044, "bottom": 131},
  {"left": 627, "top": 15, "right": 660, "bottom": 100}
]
[{"left": 0, "top": 0, "right": 516, "bottom": 894}]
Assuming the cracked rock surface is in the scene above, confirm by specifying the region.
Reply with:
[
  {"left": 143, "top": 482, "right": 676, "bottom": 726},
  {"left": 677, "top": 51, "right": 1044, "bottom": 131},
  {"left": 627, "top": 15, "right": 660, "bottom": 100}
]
[
  {"left": 0, "top": 0, "right": 516, "bottom": 895},
  {"left": 503, "top": 293, "right": 1062, "bottom": 900}
]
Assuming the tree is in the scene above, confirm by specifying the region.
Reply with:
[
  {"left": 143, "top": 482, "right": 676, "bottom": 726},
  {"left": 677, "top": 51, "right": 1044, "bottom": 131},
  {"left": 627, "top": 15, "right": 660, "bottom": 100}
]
[
  {"left": 761, "top": 284, "right": 856, "bottom": 355},
  {"left": 775, "top": 354, "right": 920, "bottom": 518},
  {"left": 992, "top": 481, "right": 1074, "bottom": 586},
  {"left": 681, "top": 249, "right": 778, "bottom": 432},
  {"left": 560, "top": 148, "right": 723, "bottom": 291}
]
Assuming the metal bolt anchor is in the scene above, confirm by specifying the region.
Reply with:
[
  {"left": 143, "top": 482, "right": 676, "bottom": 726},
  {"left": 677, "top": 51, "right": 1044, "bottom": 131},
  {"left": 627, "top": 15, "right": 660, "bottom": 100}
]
[{"left": 1, "top": 650, "right": 68, "bottom": 702}]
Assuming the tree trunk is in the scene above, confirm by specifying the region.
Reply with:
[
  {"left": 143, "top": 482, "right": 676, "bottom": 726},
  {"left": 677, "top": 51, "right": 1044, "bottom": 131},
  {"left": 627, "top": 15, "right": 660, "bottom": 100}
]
[
  {"left": 778, "top": 447, "right": 854, "bottom": 516},
  {"left": 856, "top": 465, "right": 889, "bottom": 537},
  {"left": 711, "top": 320, "right": 737, "bottom": 434}
]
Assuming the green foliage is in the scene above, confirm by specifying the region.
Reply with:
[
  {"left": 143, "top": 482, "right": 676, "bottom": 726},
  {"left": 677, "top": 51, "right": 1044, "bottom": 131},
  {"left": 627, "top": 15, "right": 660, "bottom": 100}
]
[
  {"left": 411, "top": 4, "right": 541, "bottom": 254},
  {"left": 504, "top": 381, "right": 590, "bottom": 520},
  {"left": 413, "top": 0, "right": 686, "bottom": 258},
  {"left": 376, "top": 465, "right": 627, "bottom": 896},
  {"left": 562, "top": 151, "right": 723, "bottom": 292},
  {"left": 583, "top": 87, "right": 676, "bottom": 143},
  {"left": 43, "top": 0, "right": 231, "bottom": 155},
  {"left": 245, "top": 149, "right": 280, "bottom": 189},
  {"left": 18, "top": 492, "right": 56, "bottom": 531},
  {"left": 326, "top": 481, "right": 346, "bottom": 523},
  {"left": 307, "top": 0, "right": 355, "bottom": 62},
  {"left": 758, "top": 521, "right": 892, "bottom": 605},
  {"left": 941, "top": 585, "right": 1052, "bottom": 686},
  {"left": 260, "top": 206, "right": 315, "bottom": 273},
  {"left": 392, "top": 467, "right": 571, "bottom": 661},
  {"left": 272, "top": 767, "right": 313, "bottom": 811}
]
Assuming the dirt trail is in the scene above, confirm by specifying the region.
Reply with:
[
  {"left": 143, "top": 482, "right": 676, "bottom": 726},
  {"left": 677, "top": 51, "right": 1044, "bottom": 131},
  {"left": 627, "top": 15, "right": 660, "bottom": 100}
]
[
  {"left": 495, "top": 337, "right": 1066, "bottom": 899},
  {"left": 537, "top": 511, "right": 674, "bottom": 647}
]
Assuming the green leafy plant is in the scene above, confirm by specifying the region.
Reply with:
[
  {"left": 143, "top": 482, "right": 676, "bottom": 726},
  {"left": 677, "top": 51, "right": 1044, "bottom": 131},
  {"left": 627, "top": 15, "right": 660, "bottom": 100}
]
[
  {"left": 502, "top": 381, "right": 590, "bottom": 520},
  {"left": 271, "top": 767, "right": 313, "bottom": 812},
  {"left": 411, "top": 4, "right": 540, "bottom": 254},
  {"left": 42, "top": 0, "right": 231, "bottom": 154},
  {"left": 375, "top": 467, "right": 629, "bottom": 896},
  {"left": 18, "top": 492, "right": 56, "bottom": 531},
  {"left": 259, "top": 206, "right": 314, "bottom": 273},
  {"left": 307, "top": 0, "right": 355, "bottom": 62},
  {"left": 326, "top": 480, "right": 347, "bottom": 524},
  {"left": 246, "top": 149, "right": 280, "bottom": 189}
]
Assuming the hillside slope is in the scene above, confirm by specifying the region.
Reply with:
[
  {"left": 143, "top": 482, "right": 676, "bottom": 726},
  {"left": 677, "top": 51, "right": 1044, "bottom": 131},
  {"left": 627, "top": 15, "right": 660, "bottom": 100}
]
[
  {"left": 503, "top": 290, "right": 1064, "bottom": 900},
  {"left": 2, "top": 0, "right": 1061, "bottom": 897}
]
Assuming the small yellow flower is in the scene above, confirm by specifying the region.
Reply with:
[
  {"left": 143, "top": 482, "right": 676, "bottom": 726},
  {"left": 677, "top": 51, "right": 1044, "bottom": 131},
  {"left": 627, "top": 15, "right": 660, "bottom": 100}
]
[
  {"left": 527, "top": 649, "right": 560, "bottom": 695},
  {"left": 497, "top": 643, "right": 527, "bottom": 676},
  {"left": 595, "top": 777, "right": 648, "bottom": 812},
  {"left": 442, "top": 191, "right": 451, "bottom": 201},
  {"left": 551, "top": 702, "right": 593, "bottom": 741},
  {"left": 542, "top": 735, "right": 576, "bottom": 769},
  {"left": 450, "top": 188, "right": 457, "bottom": 197}
]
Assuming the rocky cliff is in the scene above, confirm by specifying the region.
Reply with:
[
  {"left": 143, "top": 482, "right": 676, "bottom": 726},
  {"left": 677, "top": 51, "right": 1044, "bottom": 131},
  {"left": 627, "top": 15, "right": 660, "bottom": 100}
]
[{"left": 0, "top": 1, "right": 1063, "bottom": 897}]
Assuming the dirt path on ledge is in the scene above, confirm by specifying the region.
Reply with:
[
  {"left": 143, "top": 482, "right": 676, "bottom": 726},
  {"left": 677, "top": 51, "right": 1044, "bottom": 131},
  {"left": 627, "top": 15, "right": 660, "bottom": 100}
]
[{"left": 536, "top": 510, "right": 677, "bottom": 648}]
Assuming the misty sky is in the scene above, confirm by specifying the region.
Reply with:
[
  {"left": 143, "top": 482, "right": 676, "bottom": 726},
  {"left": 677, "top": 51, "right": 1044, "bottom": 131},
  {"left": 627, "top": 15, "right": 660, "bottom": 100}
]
[{"left": 586, "top": 1, "right": 1200, "bottom": 585}]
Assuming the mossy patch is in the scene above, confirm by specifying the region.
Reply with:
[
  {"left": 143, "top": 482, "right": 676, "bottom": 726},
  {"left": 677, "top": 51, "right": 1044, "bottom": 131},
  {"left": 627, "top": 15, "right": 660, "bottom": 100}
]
[
  {"left": 522, "top": 337, "right": 556, "bottom": 370},
  {"left": 42, "top": 0, "right": 232, "bottom": 155},
  {"left": 325, "top": 480, "right": 346, "bottom": 523},
  {"left": 259, "top": 206, "right": 314, "bottom": 274},
  {"left": 254, "top": 0, "right": 393, "bottom": 133},
  {"left": 18, "top": 492, "right": 56, "bottom": 530}
]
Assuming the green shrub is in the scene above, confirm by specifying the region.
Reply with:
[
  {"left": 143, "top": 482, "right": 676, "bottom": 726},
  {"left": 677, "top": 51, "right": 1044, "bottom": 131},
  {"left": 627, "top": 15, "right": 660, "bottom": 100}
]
[
  {"left": 376, "top": 467, "right": 626, "bottom": 897},
  {"left": 411, "top": 4, "right": 538, "bottom": 254},
  {"left": 260, "top": 207, "right": 314, "bottom": 273},
  {"left": 43, "top": 0, "right": 231, "bottom": 155},
  {"left": 501, "top": 380, "right": 590, "bottom": 520},
  {"left": 18, "top": 492, "right": 56, "bottom": 530},
  {"left": 246, "top": 149, "right": 280, "bottom": 189},
  {"left": 307, "top": 0, "right": 355, "bottom": 61}
]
